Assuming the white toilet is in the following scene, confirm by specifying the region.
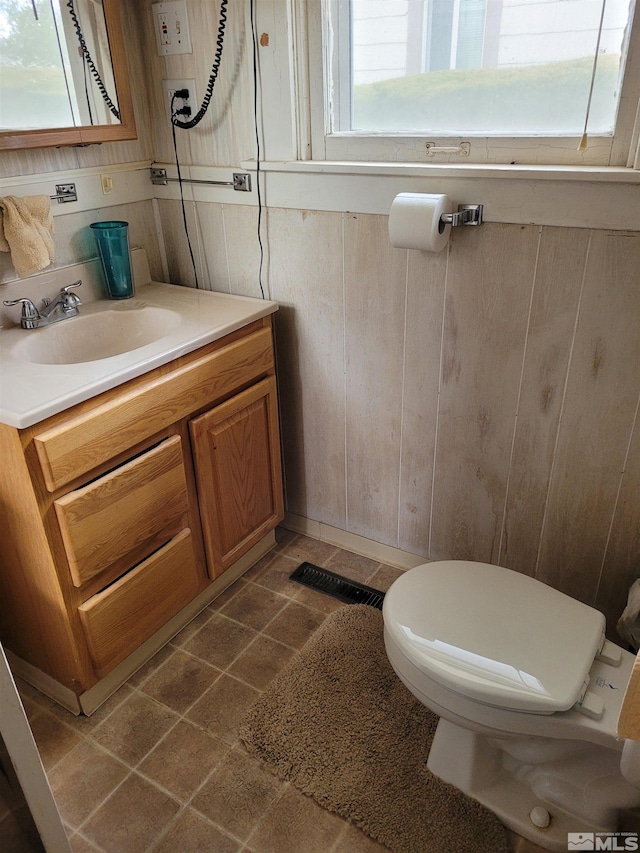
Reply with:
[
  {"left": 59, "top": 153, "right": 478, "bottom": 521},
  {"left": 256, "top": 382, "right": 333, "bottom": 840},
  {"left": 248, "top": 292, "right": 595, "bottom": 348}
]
[{"left": 382, "top": 560, "right": 640, "bottom": 852}]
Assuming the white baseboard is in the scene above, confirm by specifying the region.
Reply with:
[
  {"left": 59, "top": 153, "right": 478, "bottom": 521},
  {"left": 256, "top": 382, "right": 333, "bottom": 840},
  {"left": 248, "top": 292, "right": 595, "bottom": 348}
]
[{"left": 283, "top": 512, "right": 425, "bottom": 571}]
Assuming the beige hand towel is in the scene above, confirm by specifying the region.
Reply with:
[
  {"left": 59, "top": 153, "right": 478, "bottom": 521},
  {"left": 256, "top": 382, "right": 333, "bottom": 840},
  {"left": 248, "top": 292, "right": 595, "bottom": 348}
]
[
  {"left": 0, "top": 194, "right": 55, "bottom": 278},
  {"left": 618, "top": 648, "right": 640, "bottom": 741}
]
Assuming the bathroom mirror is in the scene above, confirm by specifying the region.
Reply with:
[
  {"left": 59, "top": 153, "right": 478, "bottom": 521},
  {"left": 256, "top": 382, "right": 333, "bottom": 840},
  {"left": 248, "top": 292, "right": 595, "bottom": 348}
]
[{"left": 0, "top": 0, "right": 136, "bottom": 150}]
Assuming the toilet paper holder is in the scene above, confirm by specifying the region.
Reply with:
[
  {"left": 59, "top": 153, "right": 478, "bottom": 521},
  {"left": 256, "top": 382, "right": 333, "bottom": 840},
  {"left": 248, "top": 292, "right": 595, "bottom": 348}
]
[{"left": 441, "top": 204, "right": 483, "bottom": 227}]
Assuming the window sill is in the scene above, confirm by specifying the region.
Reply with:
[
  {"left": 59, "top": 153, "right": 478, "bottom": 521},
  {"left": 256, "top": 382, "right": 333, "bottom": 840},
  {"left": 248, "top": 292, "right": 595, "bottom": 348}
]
[
  {"left": 248, "top": 159, "right": 640, "bottom": 184},
  {"left": 240, "top": 159, "right": 640, "bottom": 231}
]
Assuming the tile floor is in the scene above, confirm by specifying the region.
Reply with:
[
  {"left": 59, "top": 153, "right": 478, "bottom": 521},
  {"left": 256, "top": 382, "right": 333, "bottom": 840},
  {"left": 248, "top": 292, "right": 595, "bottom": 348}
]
[{"left": 7, "top": 530, "right": 549, "bottom": 853}]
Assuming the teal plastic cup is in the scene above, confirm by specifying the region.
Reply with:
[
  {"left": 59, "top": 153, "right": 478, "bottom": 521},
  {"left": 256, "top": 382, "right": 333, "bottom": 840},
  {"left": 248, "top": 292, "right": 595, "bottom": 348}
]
[{"left": 90, "top": 221, "right": 134, "bottom": 299}]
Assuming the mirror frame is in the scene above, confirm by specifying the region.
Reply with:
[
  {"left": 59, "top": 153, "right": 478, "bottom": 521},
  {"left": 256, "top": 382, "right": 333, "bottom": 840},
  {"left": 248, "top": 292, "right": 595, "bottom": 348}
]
[{"left": 0, "top": 0, "right": 136, "bottom": 150}]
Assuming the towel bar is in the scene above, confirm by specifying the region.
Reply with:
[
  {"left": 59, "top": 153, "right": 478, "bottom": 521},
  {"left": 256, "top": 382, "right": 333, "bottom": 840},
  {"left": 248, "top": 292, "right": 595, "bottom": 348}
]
[{"left": 150, "top": 168, "right": 251, "bottom": 192}]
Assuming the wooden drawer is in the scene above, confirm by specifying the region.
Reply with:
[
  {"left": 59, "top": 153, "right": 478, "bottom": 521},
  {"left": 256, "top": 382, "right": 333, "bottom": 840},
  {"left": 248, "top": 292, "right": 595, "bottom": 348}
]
[
  {"left": 78, "top": 528, "right": 201, "bottom": 677},
  {"left": 33, "top": 325, "right": 275, "bottom": 491},
  {"left": 55, "top": 435, "right": 189, "bottom": 589}
]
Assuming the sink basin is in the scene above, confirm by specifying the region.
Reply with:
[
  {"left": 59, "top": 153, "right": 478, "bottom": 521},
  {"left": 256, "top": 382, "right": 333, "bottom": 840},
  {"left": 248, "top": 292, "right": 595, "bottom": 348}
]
[
  {"left": 11, "top": 306, "right": 181, "bottom": 365},
  {"left": 1, "top": 257, "right": 278, "bottom": 429}
]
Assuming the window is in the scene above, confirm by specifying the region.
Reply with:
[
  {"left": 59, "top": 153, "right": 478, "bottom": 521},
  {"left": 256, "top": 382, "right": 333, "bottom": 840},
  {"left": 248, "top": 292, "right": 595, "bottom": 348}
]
[{"left": 307, "top": 0, "right": 640, "bottom": 166}]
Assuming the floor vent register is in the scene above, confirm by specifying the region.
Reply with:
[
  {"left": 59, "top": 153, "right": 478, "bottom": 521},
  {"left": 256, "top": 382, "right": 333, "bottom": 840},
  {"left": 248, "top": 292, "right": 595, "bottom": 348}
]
[{"left": 290, "top": 562, "right": 385, "bottom": 610}]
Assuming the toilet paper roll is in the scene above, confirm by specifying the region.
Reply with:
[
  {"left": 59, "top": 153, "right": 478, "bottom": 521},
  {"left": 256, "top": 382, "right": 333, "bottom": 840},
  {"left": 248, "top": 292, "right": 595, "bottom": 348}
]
[{"left": 388, "top": 193, "right": 452, "bottom": 252}]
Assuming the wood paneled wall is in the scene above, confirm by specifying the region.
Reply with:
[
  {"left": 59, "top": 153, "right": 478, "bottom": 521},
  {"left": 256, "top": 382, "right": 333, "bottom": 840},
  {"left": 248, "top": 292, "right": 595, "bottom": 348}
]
[
  {"left": 156, "top": 199, "right": 640, "bottom": 637},
  {"left": 0, "top": 200, "right": 163, "bottom": 286}
]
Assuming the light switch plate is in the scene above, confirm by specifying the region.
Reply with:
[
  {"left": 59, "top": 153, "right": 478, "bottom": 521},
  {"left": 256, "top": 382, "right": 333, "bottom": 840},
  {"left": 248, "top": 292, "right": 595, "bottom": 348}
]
[{"left": 152, "top": 1, "right": 192, "bottom": 56}]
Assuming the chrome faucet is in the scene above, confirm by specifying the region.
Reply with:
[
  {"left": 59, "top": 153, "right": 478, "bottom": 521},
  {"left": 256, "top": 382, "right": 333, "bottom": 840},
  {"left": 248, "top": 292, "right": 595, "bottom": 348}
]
[{"left": 3, "top": 280, "right": 82, "bottom": 329}]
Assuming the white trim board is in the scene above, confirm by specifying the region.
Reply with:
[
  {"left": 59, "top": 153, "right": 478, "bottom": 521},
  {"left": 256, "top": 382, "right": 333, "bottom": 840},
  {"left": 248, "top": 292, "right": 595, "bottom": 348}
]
[
  {"left": 0, "top": 161, "right": 154, "bottom": 216},
  {"left": 283, "top": 511, "right": 423, "bottom": 571},
  {"left": 0, "top": 645, "right": 71, "bottom": 852},
  {"left": 2, "top": 159, "right": 640, "bottom": 230},
  {"left": 253, "top": 162, "right": 640, "bottom": 230}
]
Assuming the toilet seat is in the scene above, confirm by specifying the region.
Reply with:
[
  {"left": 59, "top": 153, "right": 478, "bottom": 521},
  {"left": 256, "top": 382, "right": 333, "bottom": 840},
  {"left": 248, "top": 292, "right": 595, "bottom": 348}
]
[
  {"left": 383, "top": 561, "right": 606, "bottom": 714},
  {"left": 384, "top": 620, "right": 632, "bottom": 748}
]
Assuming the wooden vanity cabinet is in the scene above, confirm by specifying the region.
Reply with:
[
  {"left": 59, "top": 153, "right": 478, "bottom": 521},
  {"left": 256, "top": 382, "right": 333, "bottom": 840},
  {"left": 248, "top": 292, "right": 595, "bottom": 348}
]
[{"left": 0, "top": 316, "right": 283, "bottom": 709}]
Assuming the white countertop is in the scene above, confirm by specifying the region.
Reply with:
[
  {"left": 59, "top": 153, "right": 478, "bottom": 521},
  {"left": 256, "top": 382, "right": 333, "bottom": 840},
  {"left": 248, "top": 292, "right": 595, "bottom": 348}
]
[{"left": 0, "top": 252, "right": 277, "bottom": 429}]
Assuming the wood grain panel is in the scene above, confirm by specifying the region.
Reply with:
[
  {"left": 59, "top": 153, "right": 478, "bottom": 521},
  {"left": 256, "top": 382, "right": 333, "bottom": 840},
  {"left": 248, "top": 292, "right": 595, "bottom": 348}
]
[
  {"left": 596, "top": 413, "right": 640, "bottom": 638},
  {"left": 79, "top": 528, "right": 201, "bottom": 677},
  {"left": 55, "top": 436, "right": 189, "bottom": 589},
  {"left": 113, "top": 0, "right": 155, "bottom": 162},
  {"left": 500, "top": 226, "right": 589, "bottom": 575},
  {"left": 397, "top": 247, "right": 447, "bottom": 558},
  {"left": 0, "top": 425, "right": 92, "bottom": 689},
  {"left": 536, "top": 230, "right": 640, "bottom": 604},
  {"left": 267, "top": 208, "right": 346, "bottom": 527},
  {"left": 190, "top": 377, "right": 284, "bottom": 576},
  {"left": 156, "top": 199, "right": 203, "bottom": 289},
  {"left": 33, "top": 326, "right": 274, "bottom": 491},
  {"left": 344, "top": 213, "right": 407, "bottom": 546},
  {"left": 130, "top": 1, "right": 173, "bottom": 165},
  {"left": 221, "top": 205, "right": 269, "bottom": 299},
  {"left": 0, "top": 147, "right": 79, "bottom": 183},
  {"left": 186, "top": 0, "right": 255, "bottom": 167},
  {"left": 431, "top": 224, "right": 539, "bottom": 562},
  {"left": 192, "top": 202, "right": 231, "bottom": 292}
]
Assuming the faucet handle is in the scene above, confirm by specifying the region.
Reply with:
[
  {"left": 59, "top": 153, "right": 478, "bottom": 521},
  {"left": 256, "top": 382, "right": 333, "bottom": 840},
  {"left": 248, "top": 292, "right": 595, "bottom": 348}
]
[
  {"left": 60, "top": 279, "right": 82, "bottom": 310},
  {"left": 3, "top": 297, "right": 40, "bottom": 320},
  {"left": 61, "top": 279, "right": 82, "bottom": 295}
]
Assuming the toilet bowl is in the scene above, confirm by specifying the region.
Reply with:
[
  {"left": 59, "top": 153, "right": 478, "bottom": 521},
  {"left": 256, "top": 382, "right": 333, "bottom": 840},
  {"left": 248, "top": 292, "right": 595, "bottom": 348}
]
[{"left": 382, "top": 560, "right": 640, "bottom": 852}]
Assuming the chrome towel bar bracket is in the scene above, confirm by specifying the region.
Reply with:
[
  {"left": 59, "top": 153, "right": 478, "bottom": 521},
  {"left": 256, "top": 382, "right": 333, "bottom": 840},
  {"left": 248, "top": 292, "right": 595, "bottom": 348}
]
[{"left": 50, "top": 184, "right": 77, "bottom": 203}]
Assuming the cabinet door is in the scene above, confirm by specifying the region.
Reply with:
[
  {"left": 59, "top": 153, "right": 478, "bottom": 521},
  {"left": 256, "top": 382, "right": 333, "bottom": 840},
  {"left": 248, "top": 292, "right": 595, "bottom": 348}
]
[{"left": 190, "top": 377, "right": 284, "bottom": 578}]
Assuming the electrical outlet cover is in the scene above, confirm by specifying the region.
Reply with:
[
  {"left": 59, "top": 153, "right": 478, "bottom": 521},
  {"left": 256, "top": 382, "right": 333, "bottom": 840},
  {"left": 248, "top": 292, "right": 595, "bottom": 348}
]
[
  {"left": 163, "top": 79, "right": 196, "bottom": 124},
  {"left": 152, "top": 1, "right": 192, "bottom": 56}
]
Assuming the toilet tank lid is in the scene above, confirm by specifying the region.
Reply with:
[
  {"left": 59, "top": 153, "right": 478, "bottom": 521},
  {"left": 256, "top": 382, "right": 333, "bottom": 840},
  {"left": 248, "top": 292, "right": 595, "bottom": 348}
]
[{"left": 383, "top": 561, "right": 606, "bottom": 714}]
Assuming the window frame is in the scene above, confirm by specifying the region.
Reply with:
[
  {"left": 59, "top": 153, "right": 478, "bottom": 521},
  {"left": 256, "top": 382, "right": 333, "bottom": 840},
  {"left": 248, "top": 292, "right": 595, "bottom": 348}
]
[{"left": 303, "top": 0, "right": 640, "bottom": 168}]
